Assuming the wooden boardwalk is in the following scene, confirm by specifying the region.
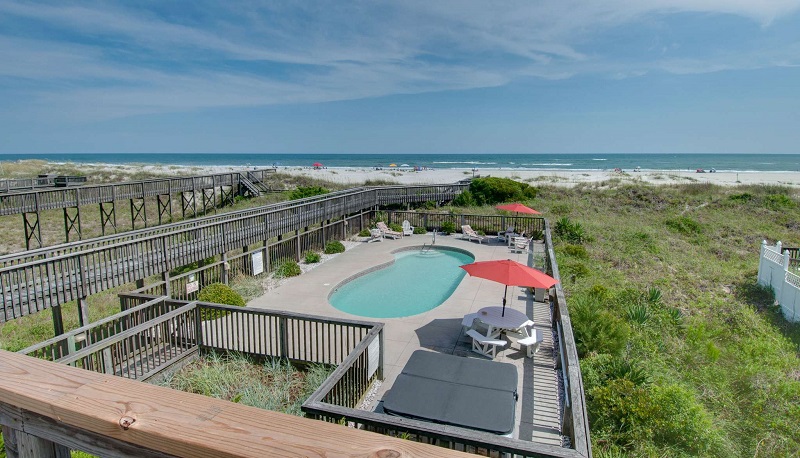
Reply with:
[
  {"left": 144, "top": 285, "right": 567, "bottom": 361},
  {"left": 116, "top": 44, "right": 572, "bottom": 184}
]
[{"left": 0, "top": 185, "right": 468, "bottom": 321}]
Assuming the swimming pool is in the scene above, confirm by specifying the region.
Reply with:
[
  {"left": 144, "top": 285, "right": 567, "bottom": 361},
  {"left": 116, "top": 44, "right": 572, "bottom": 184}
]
[{"left": 328, "top": 247, "right": 475, "bottom": 318}]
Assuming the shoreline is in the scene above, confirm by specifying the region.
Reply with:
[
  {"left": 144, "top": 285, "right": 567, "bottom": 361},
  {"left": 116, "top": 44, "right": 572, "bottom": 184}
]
[{"left": 2, "top": 159, "right": 800, "bottom": 188}]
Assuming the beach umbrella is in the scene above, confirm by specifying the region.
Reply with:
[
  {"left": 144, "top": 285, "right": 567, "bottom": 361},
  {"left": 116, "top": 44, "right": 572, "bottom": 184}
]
[
  {"left": 313, "top": 162, "right": 323, "bottom": 168},
  {"left": 460, "top": 259, "right": 558, "bottom": 316},
  {"left": 495, "top": 203, "right": 541, "bottom": 215},
  {"left": 389, "top": 163, "right": 397, "bottom": 167},
  {"left": 400, "top": 163, "right": 410, "bottom": 167}
]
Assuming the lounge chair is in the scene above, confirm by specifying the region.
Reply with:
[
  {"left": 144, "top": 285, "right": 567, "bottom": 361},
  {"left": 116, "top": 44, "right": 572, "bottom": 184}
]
[
  {"left": 376, "top": 222, "right": 403, "bottom": 239},
  {"left": 497, "top": 227, "right": 516, "bottom": 244},
  {"left": 511, "top": 236, "right": 530, "bottom": 253},
  {"left": 402, "top": 220, "right": 415, "bottom": 236},
  {"left": 461, "top": 225, "right": 486, "bottom": 244},
  {"left": 367, "top": 228, "right": 383, "bottom": 243}
]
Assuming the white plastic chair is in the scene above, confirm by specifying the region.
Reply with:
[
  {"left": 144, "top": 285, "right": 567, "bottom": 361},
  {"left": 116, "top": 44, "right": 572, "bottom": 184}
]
[{"left": 402, "top": 220, "right": 414, "bottom": 236}]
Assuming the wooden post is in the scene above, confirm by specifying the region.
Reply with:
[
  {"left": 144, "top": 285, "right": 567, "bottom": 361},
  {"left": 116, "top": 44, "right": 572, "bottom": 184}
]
[
  {"left": 162, "top": 271, "right": 171, "bottom": 297},
  {"left": 2, "top": 425, "right": 19, "bottom": 458},
  {"left": 295, "top": 229, "right": 301, "bottom": 261},
  {"left": 15, "top": 429, "right": 69, "bottom": 458}
]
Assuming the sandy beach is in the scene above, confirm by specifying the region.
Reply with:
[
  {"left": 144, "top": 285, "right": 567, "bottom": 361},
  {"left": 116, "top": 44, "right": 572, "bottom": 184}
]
[
  {"left": 267, "top": 166, "right": 800, "bottom": 188},
  {"left": 5, "top": 160, "right": 800, "bottom": 188}
]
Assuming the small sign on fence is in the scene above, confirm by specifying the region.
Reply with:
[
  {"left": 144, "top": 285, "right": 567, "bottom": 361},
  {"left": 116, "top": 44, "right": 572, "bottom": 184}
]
[
  {"left": 186, "top": 280, "right": 200, "bottom": 294},
  {"left": 252, "top": 251, "right": 264, "bottom": 276}
]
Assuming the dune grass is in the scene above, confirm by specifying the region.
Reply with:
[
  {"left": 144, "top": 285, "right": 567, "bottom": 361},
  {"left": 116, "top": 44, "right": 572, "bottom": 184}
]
[
  {"left": 157, "top": 351, "right": 334, "bottom": 417},
  {"left": 521, "top": 182, "right": 800, "bottom": 457}
]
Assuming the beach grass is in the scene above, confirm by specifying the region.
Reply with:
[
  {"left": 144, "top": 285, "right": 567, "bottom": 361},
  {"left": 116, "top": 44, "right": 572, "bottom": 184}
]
[
  {"left": 523, "top": 182, "right": 800, "bottom": 457},
  {"left": 157, "top": 351, "right": 333, "bottom": 417}
]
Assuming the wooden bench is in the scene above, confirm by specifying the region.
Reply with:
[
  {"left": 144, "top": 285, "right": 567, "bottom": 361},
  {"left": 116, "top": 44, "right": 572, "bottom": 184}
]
[
  {"left": 466, "top": 329, "right": 507, "bottom": 359},
  {"left": 517, "top": 329, "right": 543, "bottom": 357}
]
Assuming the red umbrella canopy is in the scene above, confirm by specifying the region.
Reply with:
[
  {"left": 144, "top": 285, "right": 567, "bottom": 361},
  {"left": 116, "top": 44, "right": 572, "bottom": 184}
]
[
  {"left": 495, "top": 203, "right": 541, "bottom": 214},
  {"left": 313, "top": 162, "right": 323, "bottom": 167},
  {"left": 460, "top": 259, "right": 557, "bottom": 289}
]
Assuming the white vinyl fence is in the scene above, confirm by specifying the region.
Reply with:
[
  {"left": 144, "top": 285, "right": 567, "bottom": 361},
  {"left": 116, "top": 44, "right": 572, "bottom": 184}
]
[{"left": 757, "top": 240, "right": 800, "bottom": 322}]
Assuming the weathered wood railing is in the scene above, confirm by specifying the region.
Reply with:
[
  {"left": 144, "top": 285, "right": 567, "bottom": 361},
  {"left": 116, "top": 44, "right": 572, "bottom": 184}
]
[
  {"left": 0, "top": 176, "right": 56, "bottom": 193},
  {"left": 0, "top": 185, "right": 466, "bottom": 322},
  {"left": 385, "top": 210, "right": 546, "bottom": 237},
  {"left": 1, "top": 349, "right": 459, "bottom": 458},
  {"left": 0, "top": 168, "right": 275, "bottom": 216}
]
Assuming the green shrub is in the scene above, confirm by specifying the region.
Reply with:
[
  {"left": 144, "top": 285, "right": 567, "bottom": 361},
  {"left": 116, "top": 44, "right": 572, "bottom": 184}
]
[
  {"left": 198, "top": 283, "right": 246, "bottom": 307},
  {"left": 728, "top": 192, "right": 752, "bottom": 202},
  {"left": 452, "top": 190, "right": 477, "bottom": 206},
  {"left": 197, "top": 283, "right": 245, "bottom": 320},
  {"left": 304, "top": 251, "right": 321, "bottom": 263},
  {"left": 389, "top": 223, "right": 403, "bottom": 232},
  {"left": 765, "top": 193, "right": 795, "bottom": 210},
  {"left": 289, "top": 186, "right": 329, "bottom": 200},
  {"left": 563, "top": 244, "right": 589, "bottom": 259},
  {"left": 440, "top": 221, "right": 457, "bottom": 234},
  {"left": 324, "top": 240, "right": 345, "bottom": 254},
  {"left": 420, "top": 200, "right": 437, "bottom": 210},
  {"left": 413, "top": 226, "right": 427, "bottom": 234},
  {"left": 646, "top": 287, "right": 662, "bottom": 305},
  {"left": 468, "top": 177, "right": 537, "bottom": 205},
  {"left": 665, "top": 216, "right": 702, "bottom": 235},
  {"left": 276, "top": 260, "right": 301, "bottom": 278},
  {"left": 358, "top": 229, "right": 371, "bottom": 237},
  {"left": 555, "top": 217, "right": 586, "bottom": 244},
  {"left": 626, "top": 303, "right": 651, "bottom": 325},
  {"left": 570, "top": 295, "right": 630, "bottom": 357}
]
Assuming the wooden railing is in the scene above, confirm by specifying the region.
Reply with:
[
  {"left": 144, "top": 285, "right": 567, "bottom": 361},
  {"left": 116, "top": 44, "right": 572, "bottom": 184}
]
[
  {"left": 0, "top": 176, "right": 56, "bottom": 193},
  {"left": 0, "top": 185, "right": 466, "bottom": 322},
  {"left": 0, "top": 349, "right": 460, "bottom": 458},
  {"left": 0, "top": 168, "right": 276, "bottom": 215}
]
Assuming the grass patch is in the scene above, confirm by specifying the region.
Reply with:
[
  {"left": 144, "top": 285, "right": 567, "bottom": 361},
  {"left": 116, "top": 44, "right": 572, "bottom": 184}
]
[{"left": 158, "top": 352, "right": 334, "bottom": 416}]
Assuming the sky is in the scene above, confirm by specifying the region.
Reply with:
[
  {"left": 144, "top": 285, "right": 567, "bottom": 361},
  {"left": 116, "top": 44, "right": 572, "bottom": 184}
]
[{"left": 1, "top": 1, "right": 800, "bottom": 154}]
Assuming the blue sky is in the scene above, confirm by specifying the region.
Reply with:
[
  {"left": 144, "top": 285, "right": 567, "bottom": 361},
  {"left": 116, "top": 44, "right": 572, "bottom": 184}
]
[{"left": 1, "top": 1, "right": 800, "bottom": 154}]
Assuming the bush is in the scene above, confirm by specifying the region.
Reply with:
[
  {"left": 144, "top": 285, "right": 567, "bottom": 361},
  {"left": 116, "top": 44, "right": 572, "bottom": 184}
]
[
  {"left": 198, "top": 283, "right": 246, "bottom": 320},
  {"left": 563, "top": 244, "right": 589, "bottom": 259},
  {"left": 570, "top": 295, "right": 630, "bottom": 357},
  {"left": 389, "top": 223, "right": 403, "bottom": 232},
  {"left": 555, "top": 217, "right": 586, "bottom": 244},
  {"left": 440, "top": 221, "right": 457, "bottom": 234},
  {"left": 665, "top": 216, "right": 702, "bottom": 235},
  {"left": 468, "top": 177, "right": 537, "bottom": 205},
  {"left": 276, "top": 260, "right": 301, "bottom": 278},
  {"left": 304, "top": 251, "right": 321, "bottom": 263},
  {"left": 198, "top": 283, "right": 246, "bottom": 307},
  {"left": 324, "top": 240, "right": 345, "bottom": 254},
  {"left": 765, "top": 193, "right": 795, "bottom": 210},
  {"left": 358, "top": 229, "right": 371, "bottom": 237},
  {"left": 413, "top": 226, "right": 427, "bottom": 234},
  {"left": 452, "top": 190, "right": 477, "bottom": 207},
  {"left": 289, "top": 186, "right": 329, "bottom": 200}
]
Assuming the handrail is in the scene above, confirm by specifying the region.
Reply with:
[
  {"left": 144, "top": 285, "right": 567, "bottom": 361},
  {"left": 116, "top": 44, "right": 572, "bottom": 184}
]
[{"left": 0, "top": 349, "right": 463, "bottom": 457}]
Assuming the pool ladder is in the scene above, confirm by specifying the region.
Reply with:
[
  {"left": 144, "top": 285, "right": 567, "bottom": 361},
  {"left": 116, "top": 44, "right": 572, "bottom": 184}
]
[{"left": 421, "top": 229, "right": 438, "bottom": 252}]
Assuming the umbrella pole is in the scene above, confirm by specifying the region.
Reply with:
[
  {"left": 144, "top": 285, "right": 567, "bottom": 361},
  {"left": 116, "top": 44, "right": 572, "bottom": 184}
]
[{"left": 502, "top": 284, "right": 508, "bottom": 317}]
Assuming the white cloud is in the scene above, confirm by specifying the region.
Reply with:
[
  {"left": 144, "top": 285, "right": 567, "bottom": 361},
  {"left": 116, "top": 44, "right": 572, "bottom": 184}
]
[{"left": 1, "top": 0, "right": 799, "bottom": 121}]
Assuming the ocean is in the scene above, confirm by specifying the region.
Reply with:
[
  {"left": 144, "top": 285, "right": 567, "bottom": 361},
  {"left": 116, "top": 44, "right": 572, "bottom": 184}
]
[{"left": 1, "top": 153, "right": 799, "bottom": 173}]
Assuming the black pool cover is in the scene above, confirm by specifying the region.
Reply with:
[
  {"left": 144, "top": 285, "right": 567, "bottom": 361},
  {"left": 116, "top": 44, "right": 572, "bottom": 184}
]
[{"left": 382, "top": 350, "right": 518, "bottom": 435}]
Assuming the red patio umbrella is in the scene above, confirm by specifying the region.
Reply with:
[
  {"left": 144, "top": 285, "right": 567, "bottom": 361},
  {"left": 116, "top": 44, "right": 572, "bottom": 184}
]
[
  {"left": 313, "top": 162, "right": 323, "bottom": 169},
  {"left": 461, "top": 259, "right": 558, "bottom": 316},
  {"left": 495, "top": 203, "right": 541, "bottom": 214}
]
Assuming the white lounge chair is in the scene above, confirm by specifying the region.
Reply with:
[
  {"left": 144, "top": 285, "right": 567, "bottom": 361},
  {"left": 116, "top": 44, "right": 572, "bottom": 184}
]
[
  {"left": 402, "top": 220, "right": 415, "bottom": 236},
  {"left": 461, "top": 225, "right": 486, "bottom": 244},
  {"left": 466, "top": 329, "right": 507, "bottom": 359},
  {"left": 376, "top": 222, "right": 403, "bottom": 239},
  {"left": 367, "top": 228, "right": 383, "bottom": 243},
  {"left": 497, "top": 227, "right": 516, "bottom": 244},
  {"left": 511, "top": 236, "right": 530, "bottom": 253}
]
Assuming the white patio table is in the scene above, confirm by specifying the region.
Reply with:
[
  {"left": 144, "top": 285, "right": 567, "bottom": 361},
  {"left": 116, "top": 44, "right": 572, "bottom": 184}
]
[{"left": 475, "top": 306, "right": 532, "bottom": 339}]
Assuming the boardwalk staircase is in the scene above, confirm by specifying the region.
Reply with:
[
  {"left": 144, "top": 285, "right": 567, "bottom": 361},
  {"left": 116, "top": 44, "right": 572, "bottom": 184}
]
[{"left": 238, "top": 173, "right": 262, "bottom": 197}]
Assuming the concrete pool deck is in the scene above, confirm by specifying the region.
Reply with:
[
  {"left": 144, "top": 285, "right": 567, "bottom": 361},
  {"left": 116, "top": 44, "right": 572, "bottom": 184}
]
[{"left": 248, "top": 232, "right": 563, "bottom": 446}]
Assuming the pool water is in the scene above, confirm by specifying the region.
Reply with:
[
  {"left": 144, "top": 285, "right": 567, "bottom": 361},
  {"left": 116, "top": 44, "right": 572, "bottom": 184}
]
[{"left": 329, "top": 248, "right": 475, "bottom": 318}]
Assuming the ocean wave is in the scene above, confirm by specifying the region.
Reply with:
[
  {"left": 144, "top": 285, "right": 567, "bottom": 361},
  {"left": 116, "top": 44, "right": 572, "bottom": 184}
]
[
  {"left": 432, "top": 161, "right": 497, "bottom": 165},
  {"left": 592, "top": 158, "right": 607, "bottom": 161},
  {"left": 521, "top": 163, "right": 574, "bottom": 166}
]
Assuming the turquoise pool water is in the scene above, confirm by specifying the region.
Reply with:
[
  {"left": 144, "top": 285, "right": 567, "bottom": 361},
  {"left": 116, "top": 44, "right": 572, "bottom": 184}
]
[{"left": 329, "top": 248, "right": 475, "bottom": 318}]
